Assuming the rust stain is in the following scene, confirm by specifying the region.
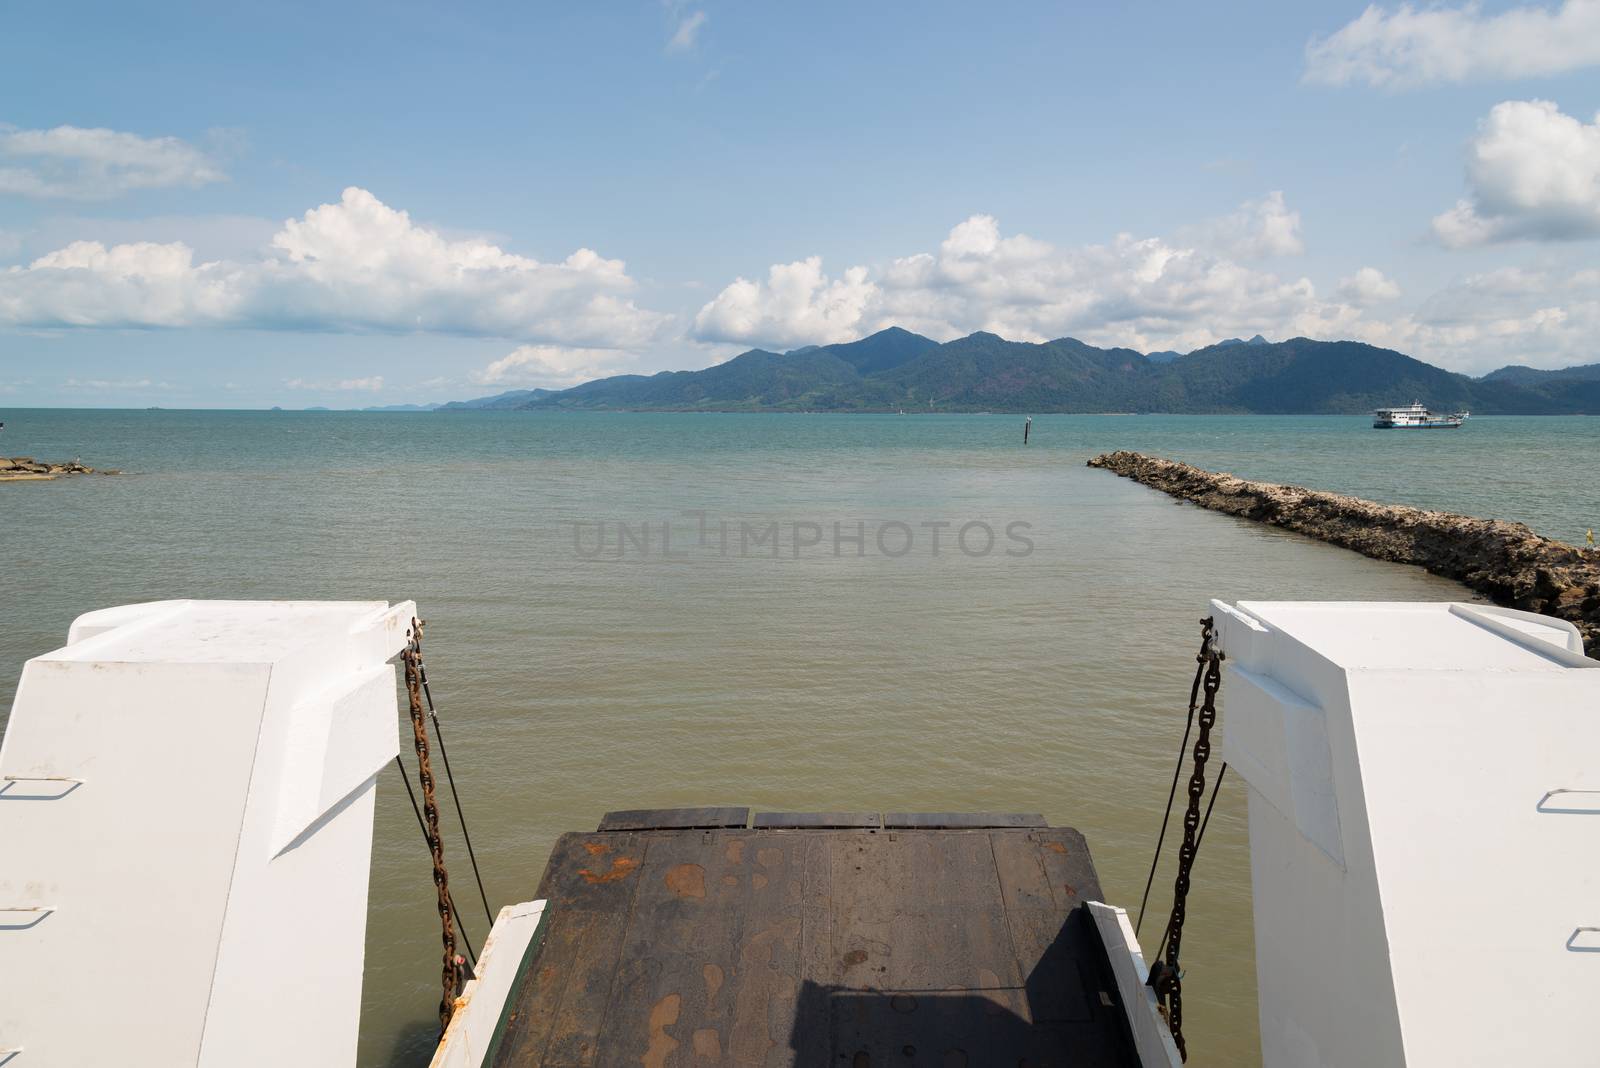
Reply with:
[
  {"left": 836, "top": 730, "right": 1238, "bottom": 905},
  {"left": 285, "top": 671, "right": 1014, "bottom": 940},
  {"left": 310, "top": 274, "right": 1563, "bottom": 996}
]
[
  {"left": 725, "top": 839, "right": 745, "bottom": 864},
  {"left": 582, "top": 841, "right": 610, "bottom": 856},
  {"left": 578, "top": 855, "right": 639, "bottom": 884},
  {"left": 641, "top": 993, "right": 681, "bottom": 1068},
  {"left": 752, "top": 873, "right": 768, "bottom": 890},
  {"left": 692, "top": 1028, "right": 722, "bottom": 1057},
  {"left": 703, "top": 963, "right": 724, "bottom": 1002},
  {"left": 665, "top": 863, "right": 706, "bottom": 898},
  {"left": 721, "top": 874, "right": 738, "bottom": 887},
  {"left": 842, "top": 949, "right": 868, "bottom": 967},
  {"left": 756, "top": 847, "right": 783, "bottom": 869},
  {"left": 729, "top": 920, "right": 799, "bottom": 1061},
  {"left": 1043, "top": 841, "right": 1068, "bottom": 855},
  {"left": 890, "top": 994, "right": 917, "bottom": 1014}
]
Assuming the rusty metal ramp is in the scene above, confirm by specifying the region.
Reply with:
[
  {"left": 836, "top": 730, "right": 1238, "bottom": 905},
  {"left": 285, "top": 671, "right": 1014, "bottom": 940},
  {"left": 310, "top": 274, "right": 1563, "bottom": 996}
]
[{"left": 492, "top": 809, "right": 1139, "bottom": 1067}]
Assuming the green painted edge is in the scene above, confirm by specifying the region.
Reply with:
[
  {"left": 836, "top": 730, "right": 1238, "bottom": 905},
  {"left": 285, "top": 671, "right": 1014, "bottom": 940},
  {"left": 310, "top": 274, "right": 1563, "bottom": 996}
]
[{"left": 479, "top": 906, "right": 549, "bottom": 1068}]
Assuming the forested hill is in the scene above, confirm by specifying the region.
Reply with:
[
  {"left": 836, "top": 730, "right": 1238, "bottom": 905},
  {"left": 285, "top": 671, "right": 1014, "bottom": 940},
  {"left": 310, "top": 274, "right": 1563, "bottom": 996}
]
[{"left": 511, "top": 328, "right": 1599, "bottom": 414}]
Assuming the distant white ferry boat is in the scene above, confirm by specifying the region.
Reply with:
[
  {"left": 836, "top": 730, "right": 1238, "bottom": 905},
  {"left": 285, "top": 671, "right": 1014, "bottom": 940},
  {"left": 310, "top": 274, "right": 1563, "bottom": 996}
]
[{"left": 1373, "top": 401, "right": 1465, "bottom": 428}]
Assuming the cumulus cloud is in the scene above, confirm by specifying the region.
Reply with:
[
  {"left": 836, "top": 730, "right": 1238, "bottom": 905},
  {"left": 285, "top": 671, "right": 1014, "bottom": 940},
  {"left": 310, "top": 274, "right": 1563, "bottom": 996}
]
[
  {"left": 1305, "top": 0, "right": 1600, "bottom": 89},
  {"left": 471, "top": 344, "right": 637, "bottom": 387},
  {"left": 0, "top": 124, "right": 225, "bottom": 199},
  {"left": 0, "top": 187, "right": 670, "bottom": 347},
  {"left": 692, "top": 207, "right": 1323, "bottom": 354},
  {"left": 693, "top": 256, "right": 878, "bottom": 348},
  {"left": 1432, "top": 100, "right": 1600, "bottom": 246},
  {"left": 1373, "top": 264, "right": 1599, "bottom": 371},
  {"left": 691, "top": 209, "right": 1599, "bottom": 374},
  {"left": 667, "top": 10, "right": 707, "bottom": 51},
  {"left": 1338, "top": 266, "right": 1402, "bottom": 303},
  {"left": 1178, "top": 191, "right": 1305, "bottom": 259}
]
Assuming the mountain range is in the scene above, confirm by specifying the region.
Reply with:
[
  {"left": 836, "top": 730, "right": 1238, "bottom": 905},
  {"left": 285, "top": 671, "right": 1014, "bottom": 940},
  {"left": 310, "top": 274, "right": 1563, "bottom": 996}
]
[{"left": 482, "top": 328, "right": 1598, "bottom": 415}]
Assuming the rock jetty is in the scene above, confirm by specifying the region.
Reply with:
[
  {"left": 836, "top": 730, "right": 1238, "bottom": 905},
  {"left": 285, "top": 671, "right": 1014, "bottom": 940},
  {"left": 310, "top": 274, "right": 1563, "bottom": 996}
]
[
  {"left": 1088, "top": 450, "right": 1600, "bottom": 655},
  {"left": 1, "top": 456, "right": 119, "bottom": 482}
]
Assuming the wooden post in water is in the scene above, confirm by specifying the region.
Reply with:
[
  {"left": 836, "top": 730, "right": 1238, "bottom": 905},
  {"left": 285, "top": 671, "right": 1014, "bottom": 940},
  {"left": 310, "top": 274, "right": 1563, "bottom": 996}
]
[{"left": 1024, "top": 416, "right": 1032, "bottom": 445}]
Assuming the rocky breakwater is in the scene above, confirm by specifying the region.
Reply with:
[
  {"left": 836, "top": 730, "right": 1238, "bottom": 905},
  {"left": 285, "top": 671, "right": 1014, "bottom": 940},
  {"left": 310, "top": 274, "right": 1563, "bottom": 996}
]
[
  {"left": 1088, "top": 450, "right": 1600, "bottom": 655},
  {"left": 1, "top": 456, "right": 120, "bottom": 482}
]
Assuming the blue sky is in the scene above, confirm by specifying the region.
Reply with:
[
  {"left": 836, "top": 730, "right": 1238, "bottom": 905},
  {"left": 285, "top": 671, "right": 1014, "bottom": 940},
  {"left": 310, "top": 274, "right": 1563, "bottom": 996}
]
[{"left": 3, "top": 1, "right": 1599, "bottom": 407}]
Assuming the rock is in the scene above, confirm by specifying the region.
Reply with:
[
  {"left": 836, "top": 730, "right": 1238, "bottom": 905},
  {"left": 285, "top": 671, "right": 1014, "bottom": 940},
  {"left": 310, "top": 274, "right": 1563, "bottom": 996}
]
[
  {"left": 1088, "top": 450, "right": 1600, "bottom": 655},
  {"left": 1, "top": 456, "right": 110, "bottom": 481}
]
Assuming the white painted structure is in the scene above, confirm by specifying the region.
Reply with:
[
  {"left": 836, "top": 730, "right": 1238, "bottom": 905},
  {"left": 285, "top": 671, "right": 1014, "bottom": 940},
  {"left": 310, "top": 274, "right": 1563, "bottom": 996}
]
[
  {"left": 430, "top": 900, "right": 546, "bottom": 1068},
  {"left": 1, "top": 599, "right": 413, "bottom": 1067},
  {"left": 1087, "top": 902, "right": 1183, "bottom": 1067},
  {"left": 1213, "top": 600, "right": 1599, "bottom": 1067}
]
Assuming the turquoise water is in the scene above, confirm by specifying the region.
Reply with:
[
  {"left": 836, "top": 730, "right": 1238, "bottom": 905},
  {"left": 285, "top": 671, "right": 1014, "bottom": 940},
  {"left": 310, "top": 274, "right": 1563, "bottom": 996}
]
[{"left": 2, "top": 409, "right": 1594, "bottom": 1066}]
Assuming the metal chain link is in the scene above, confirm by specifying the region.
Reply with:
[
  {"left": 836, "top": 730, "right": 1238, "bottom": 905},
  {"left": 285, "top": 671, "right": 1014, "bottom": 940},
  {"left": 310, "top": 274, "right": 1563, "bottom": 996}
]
[
  {"left": 1151, "top": 616, "right": 1224, "bottom": 1062},
  {"left": 402, "top": 618, "right": 459, "bottom": 1034}
]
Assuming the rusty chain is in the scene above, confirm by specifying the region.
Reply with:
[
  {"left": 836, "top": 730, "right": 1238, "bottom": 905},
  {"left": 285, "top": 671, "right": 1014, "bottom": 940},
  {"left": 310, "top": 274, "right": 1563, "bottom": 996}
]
[
  {"left": 402, "top": 618, "right": 459, "bottom": 1034},
  {"left": 1150, "top": 616, "right": 1224, "bottom": 1062}
]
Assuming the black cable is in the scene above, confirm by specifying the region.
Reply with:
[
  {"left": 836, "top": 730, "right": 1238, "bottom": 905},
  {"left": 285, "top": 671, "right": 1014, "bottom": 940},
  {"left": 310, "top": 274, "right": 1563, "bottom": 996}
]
[
  {"left": 1194, "top": 762, "right": 1228, "bottom": 852},
  {"left": 1136, "top": 653, "right": 1207, "bottom": 935},
  {"left": 417, "top": 659, "right": 495, "bottom": 928},
  {"left": 393, "top": 755, "right": 478, "bottom": 967}
]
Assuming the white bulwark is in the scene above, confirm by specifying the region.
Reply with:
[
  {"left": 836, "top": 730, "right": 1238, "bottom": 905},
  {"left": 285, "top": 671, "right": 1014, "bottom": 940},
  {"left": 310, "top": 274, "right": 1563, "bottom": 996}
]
[
  {"left": 0, "top": 600, "right": 415, "bottom": 1068},
  {"left": 1213, "top": 600, "right": 1599, "bottom": 1067}
]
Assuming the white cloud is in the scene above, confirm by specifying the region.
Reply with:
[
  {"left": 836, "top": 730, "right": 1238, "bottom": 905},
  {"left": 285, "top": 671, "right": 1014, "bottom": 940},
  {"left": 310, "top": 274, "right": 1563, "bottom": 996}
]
[
  {"left": 1305, "top": 0, "right": 1600, "bottom": 89},
  {"left": 471, "top": 344, "right": 636, "bottom": 387},
  {"left": 693, "top": 256, "right": 877, "bottom": 348},
  {"left": 0, "top": 124, "right": 225, "bottom": 199},
  {"left": 21, "top": 213, "right": 278, "bottom": 263},
  {"left": 692, "top": 207, "right": 1322, "bottom": 354},
  {"left": 1372, "top": 264, "right": 1600, "bottom": 371},
  {"left": 1178, "top": 191, "right": 1305, "bottom": 259},
  {"left": 667, "top": 10, "right": 707, "bottom": 51},
  {"left": 1338, "top": 266, "right": 1402, "bottom": 303},
  {"left": 691, "top": 209, "right": 1599, "bottom": 374},
  {"left": 0, "top": 187, "right": 670, "bottom": 347},
  {"left": 65, "top": 377, "right": 156, "bottom": 390},
  {"left": 284, "top": 375, "right": 385, "bottom": 391},
  {"left": 1432, "top": 100, "right": 1600, "bottom": 246},
  {"left": 4, "top": 240, "right": 245, "bottom": 326}
]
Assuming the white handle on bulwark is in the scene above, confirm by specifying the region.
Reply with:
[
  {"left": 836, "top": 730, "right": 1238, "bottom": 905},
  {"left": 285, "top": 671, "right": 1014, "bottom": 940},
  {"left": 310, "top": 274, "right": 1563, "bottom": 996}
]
[
  {"left": 0, "top": 906, "right": 55, "bottom": 931},
  {"left": 1567, "top": 928, "right": 1600, "bottom": 953},
  {"left": 1536, "top": 789, "right": 1600, "bottom": 814}
]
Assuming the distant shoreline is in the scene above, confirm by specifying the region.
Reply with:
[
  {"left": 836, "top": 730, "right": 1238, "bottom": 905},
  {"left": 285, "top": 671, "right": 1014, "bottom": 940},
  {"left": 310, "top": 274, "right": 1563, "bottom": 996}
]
[{"left": 1, "top": 406, "right": 1594, "bottom": 416}]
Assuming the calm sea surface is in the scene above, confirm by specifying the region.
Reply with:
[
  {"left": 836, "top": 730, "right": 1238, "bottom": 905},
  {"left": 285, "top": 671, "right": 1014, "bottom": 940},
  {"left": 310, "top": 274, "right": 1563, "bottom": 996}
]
[{"left": 2, "top": 410, "right": 1596, "bottom": 1066}]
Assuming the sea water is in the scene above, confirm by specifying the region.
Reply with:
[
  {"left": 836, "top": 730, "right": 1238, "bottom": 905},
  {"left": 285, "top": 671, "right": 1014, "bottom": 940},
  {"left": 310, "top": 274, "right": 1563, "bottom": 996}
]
[{"left": 2, "top": 409, "right": 1596, "bottom": 1066}]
